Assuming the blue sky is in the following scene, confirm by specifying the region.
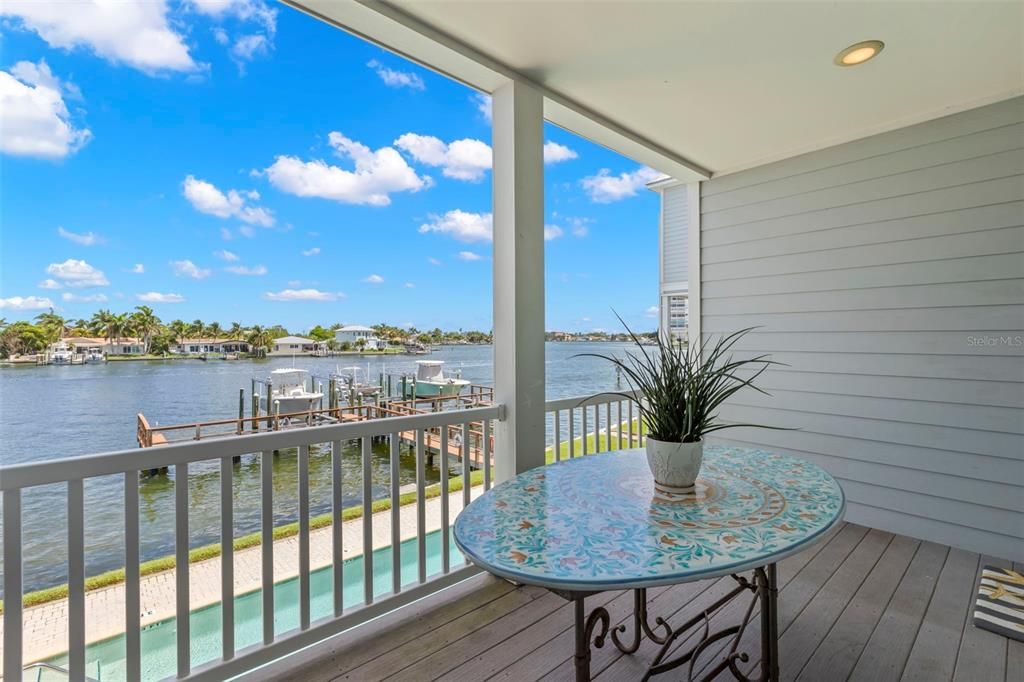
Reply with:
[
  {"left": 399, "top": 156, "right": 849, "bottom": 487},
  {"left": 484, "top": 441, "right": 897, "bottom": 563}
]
[{"left": 0, "top": 0, "right": 661, "bottom": 333}]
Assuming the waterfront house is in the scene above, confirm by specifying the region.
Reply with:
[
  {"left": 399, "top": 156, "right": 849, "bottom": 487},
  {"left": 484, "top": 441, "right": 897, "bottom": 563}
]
[
  {"left": 171, "top": 338, "right": 252, "bottom": 355},
  {"left": 64, "top": 336, "right": 145, "bottom": 356},
  {"left": 3, "top": 3, "right": 1021, "bottom": 682},
  {"left": 334, "top": 325, "right": 387, "bottom": 350},
  {"left": 267, "top": 335, "right": 318, "bottom": 356}
]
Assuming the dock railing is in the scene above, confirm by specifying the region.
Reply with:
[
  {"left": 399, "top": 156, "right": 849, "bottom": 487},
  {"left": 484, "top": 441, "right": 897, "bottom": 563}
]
[{"left": 2, "top": 390, "right": 642, "bottom": 681}]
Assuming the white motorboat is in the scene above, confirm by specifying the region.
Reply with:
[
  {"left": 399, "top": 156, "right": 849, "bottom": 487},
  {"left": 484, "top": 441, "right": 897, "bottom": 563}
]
[
  {"left": 50, "top": 341, "right": 74, "bottom": 365},
  {"left": 84, "top": 348, "right": 105, "bottom": 363},
  {"left": 406, "top": 360, "right": 470, "bottom": 398},
  {"left": 262, "top": 368, "right": 324, "bottom": 414}
]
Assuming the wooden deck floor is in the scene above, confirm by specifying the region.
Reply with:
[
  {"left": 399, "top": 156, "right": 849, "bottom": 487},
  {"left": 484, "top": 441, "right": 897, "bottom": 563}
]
[{"left": 266, "top": 523, "right": 1021, "bottom": 682}]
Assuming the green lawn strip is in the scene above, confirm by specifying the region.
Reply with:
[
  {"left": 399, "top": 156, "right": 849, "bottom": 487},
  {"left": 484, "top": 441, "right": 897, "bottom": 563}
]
[{"left": 4, "top": 468, "right": 486, "bottom": 614}]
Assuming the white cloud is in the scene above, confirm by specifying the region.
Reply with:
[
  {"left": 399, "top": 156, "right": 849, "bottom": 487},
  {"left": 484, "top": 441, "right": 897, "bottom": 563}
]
[
  {"left": 212, "top": 27, "right": 229, "bottom": 45},
  {"left": 238, "top": 225, "right": 255, "bottom": 238},
  {"left": 395, "top": 133, "right": 492, "bottom": 182},
  {"left": 404, "top": 282, "right": 415, "bottom": 288},
  {"left": 645, "top": 305, "right": 659, "bottom": 318},
  {"left": 214, "top": 249, "right": 239, "bottom": 262},
  {"left": 544, "top": 224, "right": 564, "bottom": 241},
  {"left": 363, "top": 274, "right": 384, "bottom": 284},
  {"left": 418, "top": 210, "right": 492, "bottom": 243},
  {"left": 220, "top": 227, "right": 233, "bottom": 241},
  {"left": 170, "top": 259, "right": 211, "bottom": 279},
  {"left": 46, "top": 259, "right": 108, "bottom": 288},
  {"left": 61, "top": 292, "right": 107, "bottom": 303},
  {"left": 472, "top": 93, "right": 492, "bottom": 122},
  {"left": 0, "top": 295, "right": 54, "bottom": 310},
  {"left": 225, "top": 264, "right": 267, "bottom": 275},
  {"left": 136, "top": 291, "right": 184, "bottom": 303},
  {"left": 428, "top": 257, "right": 442, "bottom": 266},
  {"left": 129, "top": 263, "right": 145, "bottom": 274},
  {"left": 38, "top": 278, "right": 63, "bottom": 290},
  {"left": 265, "top": 132, "right": 430, "bottom": 206},
  {"left": 189, "top": 0, "right": 276, "bottom": 33},
  {"left": 231, "top": 34, "right": 269, "bottom": 65},
  {"left": 57, "top": 226, "right": 103, "bottom": 246},
  {"left": 457, "top": 251, "right": 482, "bottom": 261},
  {"left": 182, "top": 175, "right": 274, "bottom": 226},
  {"left": 544, "top": 141, "right": 578, "bottom": 164},
  {"left": 0, "top": 1, "right": 199, "bottom": 74},
  {"left": 0, "top": 60, "right": 91, "bottom": 160},
  {"left": 581, "top": 166, "right": 664, "bottom": 203},
  {"left": 367, "top": 59, "right": 424, "bottom": 90},
  {"left": 568, "top": 216, "right": 593, "bottom": 237},
  {"left": 301, "top": 247, "right": 320, "bottom": 256},
  {"left": 263, "top": 288, "right": 342, "bottom": 302}
]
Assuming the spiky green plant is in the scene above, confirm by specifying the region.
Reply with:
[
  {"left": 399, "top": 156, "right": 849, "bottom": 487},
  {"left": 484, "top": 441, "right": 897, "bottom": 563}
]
[{"left": 578, "top": 318, "right": 787, "bottom": 443}]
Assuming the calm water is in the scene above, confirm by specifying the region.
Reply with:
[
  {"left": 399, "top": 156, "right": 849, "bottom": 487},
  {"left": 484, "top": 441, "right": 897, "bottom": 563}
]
[{"left": 0, "top": 342, "right": 630, "bottom": 593}]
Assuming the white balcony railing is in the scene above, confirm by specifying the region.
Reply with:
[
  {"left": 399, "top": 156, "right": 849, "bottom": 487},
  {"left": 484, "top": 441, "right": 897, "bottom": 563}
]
[{"left": 1, "top": 391, "right": 644, "bottom": 681}]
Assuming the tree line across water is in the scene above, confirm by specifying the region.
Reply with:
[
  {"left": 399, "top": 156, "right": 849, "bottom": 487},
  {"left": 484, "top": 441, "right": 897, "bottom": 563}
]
[{"left": 0, "top": 308, "right": 493, "bottom": 359}]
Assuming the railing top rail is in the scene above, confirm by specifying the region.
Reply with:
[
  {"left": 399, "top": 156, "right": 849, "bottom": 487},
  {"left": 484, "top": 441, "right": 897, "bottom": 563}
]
[
  {"left": 543, "top": 389, "right": 640, "bottom": 412},
  {"left": 1, "top": 404, "right": 502, "bottom": 491}
]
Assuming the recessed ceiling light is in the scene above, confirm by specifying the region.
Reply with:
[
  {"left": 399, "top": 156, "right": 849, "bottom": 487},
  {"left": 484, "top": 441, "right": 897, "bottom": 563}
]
[{"left": 834, "top": 40, "right": 885, "bottom": 67}]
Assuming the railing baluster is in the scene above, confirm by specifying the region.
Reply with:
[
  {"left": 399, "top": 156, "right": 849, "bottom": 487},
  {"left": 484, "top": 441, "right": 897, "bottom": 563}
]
[
  {"left": 554, "top": 409, "right": 561, "bottom": 462},
  {"left": 440, "top": 426, "right": 450, "bottom": 573},
  {"left": 362, "top": 436, "right": 374, "bottom": 605},
  {"left": 605, "top": 401, "right": 612, "bottom": 452},
  {"left": 622, "top": 399, "right": 630, "bottom": 446},
  {"left": 461, "top": 422, "right": 471, "bottom": 513},
  {"left": 68, "top": 479, "right": 85, "bottom": 681},
  {"left": 483, "top": 418, "right": 491, "bottom": 490},
  {"left": 3, "top": 489, "right": 22, "bottom": 682},
  {"left": 582, "top": 404, "right": 588, "bottom": 456},
  {"left": 618, "top": 401, "right": 625, "bottom": 449},
  {"left": 416, "top": 429, "right": 426, "bottom": 583},
  {"left": 220, "top": 457, "right": 234, "bottom": 660},
  {"left": 569, "top": 407, "right": 575, "bottom": 458},
  {"left": 175, "top": 462, "right": 190, "bottom": 678},
  {"left": 261, "top": 450, "right": 274, "bottom": 644},
  {"left": 298, "top": 444, "right": 310, "bottom": 630},
  {"left": 124, "top": 472, "right": 141, "bottom": 680},
  {"left": 332, "top": 439, "right": 344, "bottom": 616},
  {"left": 390, "top": 432, "right": 401, "bottom": 594}
]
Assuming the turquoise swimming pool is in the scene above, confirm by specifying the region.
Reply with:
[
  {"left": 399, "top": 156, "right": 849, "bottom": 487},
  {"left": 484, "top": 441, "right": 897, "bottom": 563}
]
[{"left": 47, "top": 530, "right": 463, "bottom": 681}]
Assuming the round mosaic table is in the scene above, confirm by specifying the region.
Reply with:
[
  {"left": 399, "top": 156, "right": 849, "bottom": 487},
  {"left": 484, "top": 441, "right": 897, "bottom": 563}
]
[{"left": 454, "top": 446, "right": 845, "bottom": 681}]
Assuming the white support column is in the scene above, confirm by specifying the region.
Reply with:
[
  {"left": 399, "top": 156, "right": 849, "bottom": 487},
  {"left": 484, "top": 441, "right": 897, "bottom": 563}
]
[
  {"left": 686, "top": 182, "right": 701, "bottom": 349},
  {"left": 492, "top": 79, "right": 546, "bottom": 481}
]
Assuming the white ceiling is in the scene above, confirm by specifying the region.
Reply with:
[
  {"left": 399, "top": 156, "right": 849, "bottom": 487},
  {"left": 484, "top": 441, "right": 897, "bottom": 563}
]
[{"left": 301, "top": 1, "right": 1024, "bottom": 177}]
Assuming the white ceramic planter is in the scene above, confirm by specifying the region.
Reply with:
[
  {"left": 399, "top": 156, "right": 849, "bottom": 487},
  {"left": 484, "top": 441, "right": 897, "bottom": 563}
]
[{"left": 645, "top": 438, "right": 704, "bottom": 492}]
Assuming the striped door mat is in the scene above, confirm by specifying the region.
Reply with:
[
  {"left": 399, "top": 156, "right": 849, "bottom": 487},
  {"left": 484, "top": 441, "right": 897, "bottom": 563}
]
[{"left": 975, "top": 566, "right": 1024, "bottom": 641}]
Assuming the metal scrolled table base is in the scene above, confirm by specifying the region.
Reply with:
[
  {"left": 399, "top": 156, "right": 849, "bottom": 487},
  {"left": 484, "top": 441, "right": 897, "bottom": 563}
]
[{"left": 555, "top": 563, "right": 779, "bottom": 682}]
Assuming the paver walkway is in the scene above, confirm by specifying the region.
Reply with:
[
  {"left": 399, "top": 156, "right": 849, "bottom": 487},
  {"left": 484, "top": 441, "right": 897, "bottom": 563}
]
[{"left": 4, "top": 484, "right": 484, "bottom": 665}]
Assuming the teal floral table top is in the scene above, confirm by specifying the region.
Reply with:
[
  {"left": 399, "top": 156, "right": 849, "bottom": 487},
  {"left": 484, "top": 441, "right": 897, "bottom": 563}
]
[{"left": 454, "top": 446, "right": 845, "bottom": 591}]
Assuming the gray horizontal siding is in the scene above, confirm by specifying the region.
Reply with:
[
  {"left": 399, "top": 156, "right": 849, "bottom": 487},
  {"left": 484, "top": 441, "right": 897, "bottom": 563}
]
[
  {"left": 699, "top": 96, "right": 1024, "bottom": 561},
  {"left": 661, "top": 184, "right": 688, "bottom": 285}
]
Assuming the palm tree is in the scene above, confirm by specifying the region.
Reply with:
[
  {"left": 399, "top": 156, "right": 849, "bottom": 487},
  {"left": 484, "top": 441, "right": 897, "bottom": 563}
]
[
  {"left": 89, "top": 310, "right": 117, "bottom": 346},
  {"left": 206, "top": 321, "right": 224, "bottom": 339},
  {"left": 111, "top": 312, "right": 130, "bottom": 350},
  {"left": 188, "top": 319, "right": 205, "bottom": 338},
  {"left": 168, "top": 320, "right": 189, "bottom": 345},
  {"left": 129, "top": 306, "right": 161, "bottom": 354},
  {"left": 34, "top": 310, "right": 68, "bottom": 344},
  {"left": 227, "top": 322, "right": 244, "bottom": 340},
  {"left": 247, "top": 325, "right": 272, "bottom": 358}
]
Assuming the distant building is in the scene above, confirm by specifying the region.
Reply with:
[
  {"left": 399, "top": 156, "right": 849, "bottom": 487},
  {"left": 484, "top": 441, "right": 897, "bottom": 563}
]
[
  {"left": 268, "top": 335, "right": 317, "bottom": 356},
  {"left": 172, "top": 338, "right": 251, "bottom": 354},
  {"left": 64, "top": 336, "right": 147, "bottom": 356},
  {"left": 334, "top": 325, "right": 386, "bottom": 350}
]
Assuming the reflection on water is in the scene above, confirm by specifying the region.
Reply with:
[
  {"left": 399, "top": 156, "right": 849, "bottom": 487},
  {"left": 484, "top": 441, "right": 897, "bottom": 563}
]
[{"left": 0, "top": 342, "right": 631, "bottom": 592}]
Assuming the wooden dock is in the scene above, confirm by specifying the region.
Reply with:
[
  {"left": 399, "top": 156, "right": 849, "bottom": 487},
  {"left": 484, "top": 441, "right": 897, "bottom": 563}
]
[{"left": 136, "top": 390, "right": 495, "bottom": 469}]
